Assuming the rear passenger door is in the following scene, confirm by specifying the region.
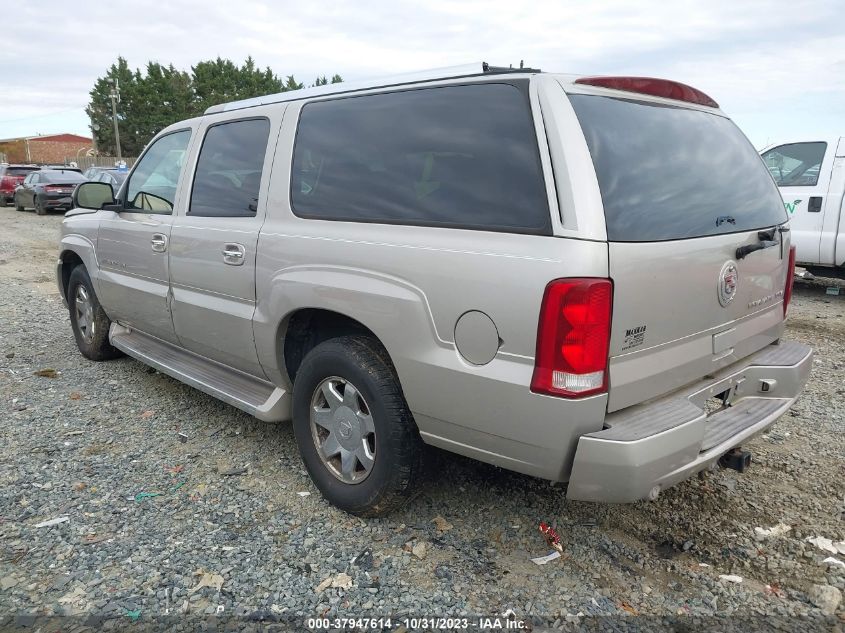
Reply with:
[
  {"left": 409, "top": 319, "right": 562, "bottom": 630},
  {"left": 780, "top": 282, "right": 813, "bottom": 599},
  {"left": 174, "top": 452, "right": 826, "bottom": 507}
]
[{"left": 169, "top": 106, "right": 283, "bottom": 378}]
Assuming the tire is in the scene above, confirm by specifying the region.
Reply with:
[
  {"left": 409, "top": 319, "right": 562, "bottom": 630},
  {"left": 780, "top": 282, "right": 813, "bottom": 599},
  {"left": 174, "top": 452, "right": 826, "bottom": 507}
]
[
  {"left": 292, "top": 335, "right": 425, "bottom": 517},
  {"left": 14, "top": 196, "right": 24, "bottom": 211},
  {"left": 67, "top": 266, "right": 123, "bottom": 361},
  {"left": 34, "top": 197, "right": 46, "bottom": 215},
  {"left": 0, "top": 197, "right": 6, "bottom": 208}
]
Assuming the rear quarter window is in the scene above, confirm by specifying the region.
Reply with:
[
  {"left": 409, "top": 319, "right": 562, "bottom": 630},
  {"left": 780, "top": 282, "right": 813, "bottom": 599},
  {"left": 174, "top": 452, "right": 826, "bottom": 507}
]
[
  {"left": 290, "top": 82, "right": 551, "bottom": 234},
  {"left": 570, "top": 95, "right": 787, "bottom": 242}
]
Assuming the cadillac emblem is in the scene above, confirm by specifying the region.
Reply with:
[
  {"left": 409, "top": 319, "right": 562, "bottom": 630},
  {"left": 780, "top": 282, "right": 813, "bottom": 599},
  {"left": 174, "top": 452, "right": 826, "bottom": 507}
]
[{"left": 718, "top": 261, "right": 738, "bottom": 307}]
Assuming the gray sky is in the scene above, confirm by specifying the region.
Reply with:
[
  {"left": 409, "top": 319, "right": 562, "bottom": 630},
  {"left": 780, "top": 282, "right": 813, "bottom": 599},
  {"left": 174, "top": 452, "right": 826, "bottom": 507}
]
[{"left": 1, "top": 0, "right": 842, "bottom": 148}]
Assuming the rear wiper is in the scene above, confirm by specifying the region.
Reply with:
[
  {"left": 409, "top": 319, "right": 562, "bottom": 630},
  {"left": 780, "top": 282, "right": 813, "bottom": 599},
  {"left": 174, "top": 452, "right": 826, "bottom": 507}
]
[{"left": 735, "top": 228, "right": 779, "bottom": 260}]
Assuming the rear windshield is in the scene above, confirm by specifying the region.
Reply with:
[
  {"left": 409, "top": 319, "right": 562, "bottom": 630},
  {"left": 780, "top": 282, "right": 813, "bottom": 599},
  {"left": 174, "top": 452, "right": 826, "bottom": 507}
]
[
  {"left": 7, "top": 167, "right": 37, "bottom": 176},
  {"left": 570, "top": 95, "right": 787, "bottom": 242},
  {"left": 40, "top": 171, "right": 85, "bottom": 183}
]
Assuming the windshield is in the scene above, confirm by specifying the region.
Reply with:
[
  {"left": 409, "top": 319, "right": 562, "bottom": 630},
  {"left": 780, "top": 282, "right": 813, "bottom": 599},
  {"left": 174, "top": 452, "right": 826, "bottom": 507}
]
[
  {"left": 40, "top": 171, "right": 86, "bottom": 183},
  {"left": 570, "top": 94, "right": 787, "bottom": 242}
]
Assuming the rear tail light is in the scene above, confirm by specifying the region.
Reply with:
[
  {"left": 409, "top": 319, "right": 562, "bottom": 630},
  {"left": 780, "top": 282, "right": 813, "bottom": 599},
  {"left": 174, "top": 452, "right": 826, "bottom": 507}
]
[
  {"left": 783, "top": 245, "right": 796, "bottom": 317},
  {"left": 574, "top": 76, "right": 719, "bottom": 108},
  {"left": 531, "top": 278, "right": 613, "bottom": 398}
]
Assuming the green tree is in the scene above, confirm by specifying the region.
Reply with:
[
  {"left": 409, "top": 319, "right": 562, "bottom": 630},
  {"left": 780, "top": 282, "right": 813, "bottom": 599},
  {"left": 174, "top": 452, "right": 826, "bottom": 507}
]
[
  {"left": 86, "top": 57, "right": 343, "bottom": 156},
  {"left": 283, "top": 75, "right": 304, "bottom": 91},
  {"left": 192, "top": 56, "right": 283, "bottom": 113},
  {"left": 85, "top": 57, "right": 137, "bottom": 156}
]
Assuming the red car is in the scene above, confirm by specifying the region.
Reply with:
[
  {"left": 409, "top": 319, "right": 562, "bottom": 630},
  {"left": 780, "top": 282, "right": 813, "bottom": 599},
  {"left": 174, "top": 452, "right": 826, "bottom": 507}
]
[{"left": 0, "top": 164, "right": 39, "bottom": 206}]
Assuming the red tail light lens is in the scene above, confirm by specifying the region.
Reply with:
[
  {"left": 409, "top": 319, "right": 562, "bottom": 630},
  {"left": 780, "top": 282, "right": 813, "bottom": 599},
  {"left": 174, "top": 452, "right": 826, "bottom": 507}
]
[
  {"left": 574, "top": 76, "right": 719, "bottom": 108},
  {"left": 531, "top": 278, "right": 613, "bottom": 398},
  {"left": 783, "top": 245, "right": 796, "bottom": 317}
]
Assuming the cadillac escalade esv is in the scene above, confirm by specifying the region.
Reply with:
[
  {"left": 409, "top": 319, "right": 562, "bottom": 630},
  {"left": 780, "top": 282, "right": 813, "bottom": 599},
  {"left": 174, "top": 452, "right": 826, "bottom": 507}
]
[{"left": 58, "top": 63, "right": 812, "bottom": 516}]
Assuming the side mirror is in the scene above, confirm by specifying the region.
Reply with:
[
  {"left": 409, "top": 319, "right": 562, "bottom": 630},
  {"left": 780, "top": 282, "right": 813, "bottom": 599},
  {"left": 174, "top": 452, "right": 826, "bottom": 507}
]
[{"left": 73, "top": 181, "right": 115, "bottom": 210}]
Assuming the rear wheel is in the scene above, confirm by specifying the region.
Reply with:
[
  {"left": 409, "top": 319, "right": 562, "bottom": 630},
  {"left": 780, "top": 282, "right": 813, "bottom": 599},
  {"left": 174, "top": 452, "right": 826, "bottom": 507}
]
[
  {"left": 0, "top": 197, "right": 6, "bottom": 208},
  {"left": 67, "top": 266, "right": 123, "bottom": 361},
  {"left": 291, "top": 335, "right": 425, "bottom": 516},
  {"left": 34, "top": 197, "right": 46, "bottom": 215}
]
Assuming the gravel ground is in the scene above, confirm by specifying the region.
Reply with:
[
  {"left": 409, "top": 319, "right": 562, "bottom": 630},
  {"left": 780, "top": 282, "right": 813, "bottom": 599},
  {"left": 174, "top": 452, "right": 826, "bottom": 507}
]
[{"left": 0, "top": 209, "right": 843, "bottom": 631}]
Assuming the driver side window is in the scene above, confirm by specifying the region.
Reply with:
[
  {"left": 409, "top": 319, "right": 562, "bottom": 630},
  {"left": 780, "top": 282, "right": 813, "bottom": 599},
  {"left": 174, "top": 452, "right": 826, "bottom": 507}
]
[{"left": 125, "top": 129, "right": 192, "bottom": 213}]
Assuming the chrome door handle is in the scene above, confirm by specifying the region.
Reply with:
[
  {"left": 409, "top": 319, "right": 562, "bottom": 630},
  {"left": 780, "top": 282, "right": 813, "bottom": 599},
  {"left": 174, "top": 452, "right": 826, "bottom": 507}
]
[
  {"left": 151, "top": 233, "right": 168, "bottom": 252},
  {"left": 222, "top": 243, "right": 246, "bottom": 266}
]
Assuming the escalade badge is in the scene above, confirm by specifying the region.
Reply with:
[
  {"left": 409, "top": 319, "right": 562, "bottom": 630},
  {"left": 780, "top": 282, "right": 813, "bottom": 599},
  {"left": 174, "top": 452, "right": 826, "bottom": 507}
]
[{"left": 718, "top": 261, "right": 738, "bottom": 307}]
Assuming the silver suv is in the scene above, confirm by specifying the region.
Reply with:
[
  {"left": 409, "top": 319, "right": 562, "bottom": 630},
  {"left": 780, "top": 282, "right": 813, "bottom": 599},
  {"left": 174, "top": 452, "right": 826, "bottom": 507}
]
[{"left": 58, "top": 63, "right": 812, "bottom": 516}]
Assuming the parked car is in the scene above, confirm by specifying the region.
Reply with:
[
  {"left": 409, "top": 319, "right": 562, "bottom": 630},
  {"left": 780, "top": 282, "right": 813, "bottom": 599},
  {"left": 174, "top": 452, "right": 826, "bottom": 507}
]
[
  {"left": 41, "top": 165, "right": 83, "bottom": 173},
  {"left": 0, "top": 164, "right": 39, "bottom": 206},
  {"left": 761, "top": 138, "right": 845, "bottom": 277},
  {"left": 83, "top": 166, "right": 129, "bottom": 190},
  {"left": 59, "top": 63, "right": 811, "bottom": 516},
  {"left": 14, "top": 169, "right": 86, "bottom": 215}
]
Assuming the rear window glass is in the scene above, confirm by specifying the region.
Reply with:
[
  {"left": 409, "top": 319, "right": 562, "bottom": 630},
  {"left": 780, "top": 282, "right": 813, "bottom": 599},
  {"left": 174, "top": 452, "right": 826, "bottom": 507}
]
[
  {"left": 761, "top": 142, "right": 826, "bottom": 186},
  {"left": 7, "top": 167, "right": 37, "bottom": 176},
  {"left": 570, "top": 95, "right": 787, "bottom": 242},
  {"left": 291, "top": 83, "right": 550, "bottom": 234},
  {"left": 40, "top": 171, "right": 85, "bottom": 183}
]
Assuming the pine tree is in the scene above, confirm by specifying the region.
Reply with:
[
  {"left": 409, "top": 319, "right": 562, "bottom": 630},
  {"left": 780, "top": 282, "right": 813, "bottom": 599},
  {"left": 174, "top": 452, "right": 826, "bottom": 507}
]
[{"left": 86, "top": 58, "right": 342, "bottom": 156}]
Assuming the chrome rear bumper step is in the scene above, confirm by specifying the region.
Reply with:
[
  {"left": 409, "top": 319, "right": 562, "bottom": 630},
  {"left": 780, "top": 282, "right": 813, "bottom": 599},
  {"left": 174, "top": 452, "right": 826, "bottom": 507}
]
[{"left": 566, "top": 341, "right": 813, "bottom": 503}]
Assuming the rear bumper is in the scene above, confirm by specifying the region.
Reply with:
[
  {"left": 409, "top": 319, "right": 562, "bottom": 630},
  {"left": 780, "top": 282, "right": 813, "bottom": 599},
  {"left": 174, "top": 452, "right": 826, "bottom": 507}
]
[
  {"left": 566, "top": 340, "right": 813, "bottom": 502},
  {"left": 41, "top": 194, "right": 73, "bottom": 210}
]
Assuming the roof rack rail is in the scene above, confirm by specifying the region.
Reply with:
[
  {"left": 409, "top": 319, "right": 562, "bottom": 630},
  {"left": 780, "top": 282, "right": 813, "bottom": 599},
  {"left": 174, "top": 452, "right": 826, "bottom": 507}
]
[
  {"left": 205, "top": 61, "right": 541, "bottom": 115},
  {"left": 483, "top": 61, "right": 541, "bottom": 73}
]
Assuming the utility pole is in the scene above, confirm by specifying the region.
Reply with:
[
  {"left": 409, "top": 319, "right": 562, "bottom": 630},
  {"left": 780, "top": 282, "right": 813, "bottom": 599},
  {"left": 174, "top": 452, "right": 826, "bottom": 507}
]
[{"left": 107, "top": 78, "right": 122, "bottom": 160}]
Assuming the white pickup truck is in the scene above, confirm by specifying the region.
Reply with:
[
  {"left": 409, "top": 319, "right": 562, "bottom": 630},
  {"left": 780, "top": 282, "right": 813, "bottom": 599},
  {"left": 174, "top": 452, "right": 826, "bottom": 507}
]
[{"left": 761, "top": 137, "right": 845, "bottom": 276}]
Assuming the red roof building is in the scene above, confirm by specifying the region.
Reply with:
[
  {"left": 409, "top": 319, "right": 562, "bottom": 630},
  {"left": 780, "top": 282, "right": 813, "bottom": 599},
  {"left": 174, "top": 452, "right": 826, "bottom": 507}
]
[{"left": 0, "top": 133, "right": 94, "bottom": 164}]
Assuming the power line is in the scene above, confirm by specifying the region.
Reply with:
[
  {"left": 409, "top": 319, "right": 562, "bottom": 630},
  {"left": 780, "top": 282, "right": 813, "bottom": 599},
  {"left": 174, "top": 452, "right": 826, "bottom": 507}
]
[{"left": 0, "top": 107, "right": 87, "bottom": 125}]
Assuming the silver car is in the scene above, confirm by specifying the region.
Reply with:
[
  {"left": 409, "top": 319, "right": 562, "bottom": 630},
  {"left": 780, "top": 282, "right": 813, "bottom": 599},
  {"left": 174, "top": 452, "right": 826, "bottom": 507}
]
[{"left": 58, "top": 63, "right": 812, "bottom": 516}]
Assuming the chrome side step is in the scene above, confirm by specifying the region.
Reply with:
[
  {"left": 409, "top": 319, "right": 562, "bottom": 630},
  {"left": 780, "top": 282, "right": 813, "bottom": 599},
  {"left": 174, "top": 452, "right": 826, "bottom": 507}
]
[{"left": 109, "top": 324, "right": 290, "bottom": 422}]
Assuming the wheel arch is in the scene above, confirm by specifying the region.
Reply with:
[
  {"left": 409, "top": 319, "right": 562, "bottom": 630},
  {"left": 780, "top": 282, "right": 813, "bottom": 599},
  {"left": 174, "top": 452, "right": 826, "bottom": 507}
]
[
  {"left": 279, "top": 308, "right": 393, "bottom": 385},
  {"left": 57, "top": 235, "right": 98, "bottom": 303}
]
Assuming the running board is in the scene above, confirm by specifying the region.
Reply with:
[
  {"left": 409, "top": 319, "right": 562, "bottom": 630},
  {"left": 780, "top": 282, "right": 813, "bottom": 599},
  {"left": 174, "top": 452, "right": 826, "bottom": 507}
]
[{"left": 109, "top": 324, "right": 290, "bottom": 422}]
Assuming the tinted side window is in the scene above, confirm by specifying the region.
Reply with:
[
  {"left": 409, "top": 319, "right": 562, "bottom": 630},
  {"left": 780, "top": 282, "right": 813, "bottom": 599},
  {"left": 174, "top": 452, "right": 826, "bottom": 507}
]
[
  {"left": 761, "top": 142, "right": 827, "bottom": 187},
  {"left": 189, "top": 119, "right": 270, "bottom": 218},
  {"left": 126, "top": 129, "right": 192, "bottom": 214},
  {"left": 291, "top": 83, "right": 550, "bottom": 234}
]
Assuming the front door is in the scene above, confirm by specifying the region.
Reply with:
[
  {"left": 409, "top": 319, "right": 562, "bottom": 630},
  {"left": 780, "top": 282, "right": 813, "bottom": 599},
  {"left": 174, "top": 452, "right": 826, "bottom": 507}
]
[
  {"left": 169, "top": 113, "right": 279, "bottom": 378},
  {"left": 761, "top": 141, "right": 832, "bottom": 265},
  {"left": 96, "top": 128, "right": 194, "bottom": 344}
]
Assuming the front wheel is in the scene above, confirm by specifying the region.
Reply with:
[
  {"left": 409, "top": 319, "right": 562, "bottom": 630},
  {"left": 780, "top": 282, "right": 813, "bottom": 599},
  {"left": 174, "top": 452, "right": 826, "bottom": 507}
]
[
  {"left": 67, "top": 266, "right": 123, "bottom": 361},
  {"left": 291, "top": 336, "right": 425, "bottom": 517},
  {"left": 14, "top": 196, "right": 24, "bottom": 211}
]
